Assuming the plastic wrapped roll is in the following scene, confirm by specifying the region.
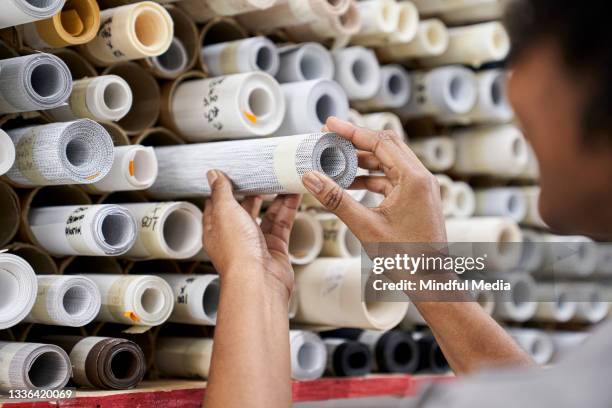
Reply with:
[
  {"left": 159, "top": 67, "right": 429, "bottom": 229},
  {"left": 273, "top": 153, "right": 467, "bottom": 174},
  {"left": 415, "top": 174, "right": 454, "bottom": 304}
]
[
  {"left": 276, "top": 79, "right": 349, "bottom": 136},
  {"left": 155, "top": 337, "right": 213, "bottom": 379},
  {"left": 414, "top": 333, "right": 448, "bottom": 373},
  {"left": 0, "top": 342, "right": 71, "bottom": 392},
  {"left": 169, "top": 72, "right": 284, "bottom": 141},
  {"left": 43, "top": 335, "right": 145, "bottom": 390},
  {"left": 538, "top": 234, "right": 598, "bottom": 278},
  {"left": 24, "top": 275, "right": 100, "bottom": 327},
  {"left": 449, "top": 181, "right": 475, "bottom": 218},
  {"left": 159, "top": 274, "right": 220, "bottom": 325},
  {"left": 451, "top": 125, "right": 529, "bottom": 178},
  {"left": 492, "top": 273, "right": 537, "bottom": 322},
  {"left": 410, "top": 137, "right": 455, "bottom": 172},
  {"left": 83, "top": 274, "right": 173, "bottom": 326},
  {"left": 177, "top": 0, "right": 275, "bottom": 22},
  {"left": 351, "top": 0, "right": 399, "bottom": 44},
  {"left": 289, "top": 212, "right": 324, "bottom": 265},
  {"left": 80, "top": 2, "right": 173, "bottom": 66},
  {"left": 4, "top": 120, "right": 114, "bottom": 187},
  {"left": 333, "top": 46, "right": 381, "bottom": 101},
  {"left": 518, "top": 229, "right": 544, "bottom": 272},
  {"left": 376, "top": 19, "right": 448, "bottom": 62},
  {"left": 0, "top": 54, "right": 72, "bottom": 114},
  {"left": 294, "top": 258, "right": 409, "bottom": 330},
  {"left": 87, "top": 146, "right": 158, "bottom": 194},
  {"left": 506, "top": 328, "right": 553, "bottom": 366},
  {"left": 285, "top": 1, "right": 362, "bottom": 42},
  {"left": 521, "top": 186, "right": 547, "bottom": 229},
  {"left": 22, "top": 0, "right": 101, "bottom": 49},
  {"left": 353, "top": 65, "right": 411, "bottom": 111},
  {"left": 276, "top": 43, "right": 334, "bottom": 83},
  {"left": 29, "top": 204, "right": 137, "bottom": 257},
  {"left": 573, "top": 285, "right": 609, "bottom": 324},
  {"left": 290, "top": 330, "right": 327, "bottom": 381},
  {"left": 474, "top": 188, "right": 528, "bottom": 223},
  {"left": 149, "top": 132, "right": 358, "bottom": 198},
  {"left": 420, "top": 22, "right": 510, "bottom": 68},
  {"left": 0, "top": 0, "right": 65, "bottom": 29},
  {"left": 362, "top": 112, "right": 406, "bottom": 142},
  {"left": 202, "top": 36, "right": 279, "bottom": 77},
  {"left": 466, "top": 69, "right": 513, "bottom": 124},
  {"left": 533, "top": 283, "right": 576, "bottom": 323},
  {"left": 0, "top": 254, "right": 37, "bottom": 330},
  {"left": 435, "top": 174, "right": 454, "bottom": 217},
  {"left": 316, "top": 213, "right": 361, "bottom": 258},
  {"left": 324, "top": 338, "right": 372, "bottom": 377},
  {"left": 47, "top": 75, "right": 133, "bottom": 123},
  {"left": 0, "top": 130, "right": 15, "bottom": 177}
]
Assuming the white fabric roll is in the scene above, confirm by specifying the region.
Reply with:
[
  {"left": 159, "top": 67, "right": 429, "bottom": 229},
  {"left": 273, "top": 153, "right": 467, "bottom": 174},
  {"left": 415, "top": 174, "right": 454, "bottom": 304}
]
[
  {"left": 518, "top": 229, "right": 545, "bottom": 273},
  {"left": 155, "top": 337, "right": 213, "bottom": 379},
  {"left": 276, "top": 79, "right": 349, "bottom": 136},
  {"left": 362, "top": 112, "right": 406, "bottom": 142},
  {"left": 439, "top": 0, "right": 510, "bottom": 24},
  {"left": 572, "top": 284, "right": 609, "bottom": 324},
  {"left": 466, "top": 69, "right": 513, "bottom": 124},
  {"left": 521, "top": 186, "right": 547, "bottom": 228},
  {"left": 159, "top": 274, "right": 219, "bottom": 325},
  {"left": 293, "top": 258, "right": 409, "bottom": 330},
  {"left": 170, "top": 72, "right": 285, "bottom": 141},
  {"left": 550, "top": 331, "right": 588, "bottom": 362},
  {"left": 285, "top": 1, "right": 362, "bottom": 42},
  {"left": 179, "top": 0, "right": 275, "bottom": 22},
  {"left": 475, "top": 188, "right": 528, "bottom": 223},
  {"left": 538, "top": 234, "right": 598, "bottom": 278},
  {"left": 506, "top": 328, "right": 554, "bottom": 365},
  {"left": 411, "top": 0, "right": 467, "bottom": 15},
  {"left": 352, "top": 0, "right": 399, "bottom": 43},
  {"left": 202, "top": 36, "right": 279, "bottom": 77},
  {"left": 120, "top": 202, "right": 203, "bottom": 260},
  {"left": 449, "top": 181, "right": 476, "bottom": 218},
  {"left": 595, "top": 244, "right": 612, "bottom": 275},
  {"left": 534, "top": 283, "right": 577, "bottom": 323},
  {"left": 435, "top": 174, "right": 454, "bottom": 217},
  {"left": 29, "top": 204, "right": 137, "bottom": 257},
  {"left": 290, "top": 330, "right": 327, "bottom": 381},
  {"left": 87, "top": 145, "right": 158, "bottom": 193},
  {"left": 276, "top": 43, "right": 335, "bottom": 83},
  {"left": 333, "top": 47, "right": 381, "bottom": 101},
  {"left": 25, "top": 275, "right": 101, "bottom": 327},
  {"left": 411, "top": 137, "right": 455, "bottom": 172},
  {"left": 47, "top": 75, "right": 133, "bottom": 122},
  {"left": 0, "top": 254, "right": 37, "bottom": 330},
  {"left": 0, "top": 0, "right": 65, "bottom": 29},
  {"left": 376, "top": 19, "right": 448, "bottom": 61},
  {"left": 289, "top": 212, "right": 324, "bottom": 265},
  {"left": 83, "top": 274, "right": 174, "bottom": 326},
  {"left": 148, "top": 37, "right": 189, "bottom": 78},
  {"left": 388, "top": 1, "right": 420, "bottom": 43},
  {"left": 4, "top": 120, "right": 114, "bottom": 187},
  {"left": 0, "top": 130, "right": 16, "bottom": 177},
  {"left": 492, "top": 273, "right": 537, "bottom": 322},
  {"left": 353, "top": 65, "right": 411, "bottom": 111},
  {"left": 316, "top": 213, "right": 361, "bottom": 258},
  {"left": 451, "top": 125, "right": 529, "bottom": 178},
  {"left": 0, "top": 342, "right": 71, "bottom": 392}
]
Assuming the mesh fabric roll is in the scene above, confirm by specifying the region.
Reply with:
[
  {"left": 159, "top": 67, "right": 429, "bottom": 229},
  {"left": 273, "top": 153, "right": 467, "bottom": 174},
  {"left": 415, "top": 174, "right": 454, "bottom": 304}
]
[
  {"left": 148, "top": 132, "right": 358, "bottom": 198},
  {"left": 0, "top": 0, "right": 65, "bottom": 29}
]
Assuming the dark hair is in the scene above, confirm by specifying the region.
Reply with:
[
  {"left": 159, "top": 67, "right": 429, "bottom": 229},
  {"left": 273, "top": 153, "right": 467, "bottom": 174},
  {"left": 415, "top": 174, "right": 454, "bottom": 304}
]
[{"left": 504, "top": 0, "right": 612, "bottom": 137}]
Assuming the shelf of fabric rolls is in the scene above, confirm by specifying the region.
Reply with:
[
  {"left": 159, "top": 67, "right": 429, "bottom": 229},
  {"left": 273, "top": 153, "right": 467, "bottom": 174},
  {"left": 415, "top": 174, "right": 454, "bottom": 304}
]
[{"left": 0, "top": 0, "right": 610, "bottom": 406}]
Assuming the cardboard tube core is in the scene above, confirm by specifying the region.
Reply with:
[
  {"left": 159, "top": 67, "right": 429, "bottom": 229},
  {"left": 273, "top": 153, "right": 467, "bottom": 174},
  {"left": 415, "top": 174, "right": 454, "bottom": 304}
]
[
  {"left": 0, "top": 182, "right": 20, "bottom": 246},
  {"left": 50, "top": 48, "right": 97, "bottom": 79}
]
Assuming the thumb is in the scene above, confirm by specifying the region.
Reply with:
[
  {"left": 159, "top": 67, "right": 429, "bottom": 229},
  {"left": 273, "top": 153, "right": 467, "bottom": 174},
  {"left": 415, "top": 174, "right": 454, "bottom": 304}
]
[{"left": 207, "top": 170, "right": 235, "bottom": 206}]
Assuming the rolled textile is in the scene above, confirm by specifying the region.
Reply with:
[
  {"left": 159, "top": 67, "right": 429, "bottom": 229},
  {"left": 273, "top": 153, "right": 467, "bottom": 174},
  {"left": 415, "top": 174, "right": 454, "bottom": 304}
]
[
  {"left": 517, "top": 229, "right": 545, "bottom": 272},
  {"left": 289, "top": 212, "right": 324, "bottom": 265},
  {"left": 465, "top": 69, "right": 513, "bottom": 124},
  {"left": 0, "top": 0, "right": 65, "bottom": 29},
  {"left": 351, "top": 0, "right": 399, "bottom": 44},
  {"left": 0, "top": 254, "right": 37, "bottom": 330},
  {"left": 521, "top": 186, "right": 547, "bottom": 229},
  {"left": 449, "top": 181, "right": 475, "bottom": 218},
  {"left": 572, "top": 285, "right": 609, "bottom": 324},
  {"left": 414, "top": 333, "right": 449, "bottom": 373},
  {"left": 0, "top": 342, "right": 71, "bottom": 392},
  {"left": 4, "top": 120, "right": 114, "bottom": 187},
  {"left": 316, "top": 213, "right": 361, "bottom": 258},
  {"left": 276, "top": 79, "right": 349, "bottom": 136},
  {"left": 333, "top": 46, "right": 381, "bottom": 101},
  {"left": 285, "top": 0, "right": 362, "bottom": 42},
  {"left": 376, "top": 19, "right": 448, "bottom": 62},
  {"left": 29, "top": 204, "right": 137, "bottom": 257},
  {"left": 119, "top": 202, "right": 203, "bottom": 260},
  {"left": 293, "top": 258, "right": 409, "bottom": 330},
  {"left": 451, "top": 125, "right": 529, "bottom": 178},
  {"left": 177, "top": 0, "right": 275, "bottom": 22},
  {"left": 387, "top": 1, "right": 419, "bottom": 44},
  {"left": 47, "top": 75, "right": 133, "bottom": 123},
  {"left": 420, "top": 22, "right": 510, "bottom": 68},
  {"left": 83, "top": 274, "right": 174, "bottom": 326},
  {"left": 410, "top": 137, "right": 455, "bottom": 172},
  {"left": 533, "top": 283, "right": 577, "bottom": 323},
  {"left": 24, "top": 275, "right": 100, "bottom": 327},
  {"left": 474, "top": 187, "right": 528, "bottom": 223},
  {"left": 324, "top": 338, "right": 372, "bottom": 377},
  {"left": 410, "top": 0, "right": 465, "bottom": 15},
  {"left": 290, "top": 330, "right": 327, "bottom": 381},
  {"left": 202, "top": 36, "right": 279, "bottom": 77},
  {"left": 0, "top": 130, "right": 16, "bottom": 176},
  {"left": 353, "top": 64, "right": 411, "bottom": 110},
  {"left": 506, "top": 328, "right": 554, "bottom": 365},
  {"left": 148, "top": 132, "right": 358, "bottom": 198},
  {"left": 80, "top": 2, "right": 173, "bottom": 66},
  {"left": 0, "top": 54, "right": 72, "bottom": 114},
  {"left": 42, "top": 335, "right": 145, "bottom": 390},
  {"left": 439, "top": 0, "right": 510, "bottom": 24},
  {"left": 538, "top": 234, "right": 598, "bottom": 278},
  {"left": 362, "top": 112, "right": 406, "bottom": 142},
  {"left": 155, "top": 337, "right": 213, "bottom": 379},
  {"left": 276, "top": 43, "right": 335, "bottom": 83},
  {"left": 22, "top": 0, "right": 101, "bottom": 49},
  {"left": 158, "top": 274, "right": 220, "bottom": 325},
  {"left": 168, "top": 72, "right": 285, "bottom": 141},
  {"left": 435, "top": 174, "right": 454, "bottom": 217},
  {"left": 492, "top": 273, "right": 537, "bottom": 322}
]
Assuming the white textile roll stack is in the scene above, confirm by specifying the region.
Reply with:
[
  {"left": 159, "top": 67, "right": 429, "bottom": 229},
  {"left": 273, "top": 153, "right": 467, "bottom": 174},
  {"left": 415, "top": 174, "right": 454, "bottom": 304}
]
[
  {"left": 0, "top": 0, "right": 65, "bottom": 29},
  {"left": 534, "top": 284, "right": 577, "bottom": 323},
  {"left": 333, "top": 47, "right": 381, "bottom": 101},
  {"left": 449, "top": 181, "right": 476, "bottom": 218},
  {"left": 376, "top": 19, "right": 448, "bottom": 61},
  {"left": 538, "top": 234, "right": 598, "bottom": 278},
  {"left": 0, "top": 130, "right": 16, "bottom": 177},
  {"left": 290, "top": 330, "right": 327, "bottom": 381},
  {"left": 316, "top": 213, "right": 361, "bottom": 258},
  {"left": 507, "top": 328, "right": 554, "bottom": 365},
  {"left": 0, "top": 253, "right": 37, "bottom": 330},
  {"left": 276, "top": 43, "right": 335, "bottom": 83},
  {"left": 492, "top": 273, "right": 537, "bottom": 322},
  {"left": 353, "top": 65, "right": 411, "bottom": 111},
  {"left": 159, "top": 274, "right": 220, "bottom": 325},
  {"left": 474, "top": 187, "right": 528, "bottom": 223},
  {"left": 351, "top": 0, "right": 400, "bottom": 45},
  {"left": 87, "top": 145, "right": 158, "bottom": 193},
  {"left": 201, "top": 36, "right": 280, "bottom": 77},
  {"left": 289, "top": 212, "right": 324, "bottom": 265},
  {"left": 466, "top": 69, "right": 513, "bottom": 124},
  {"left": 521, "top": 186, "right": 547, "bottom": 228},
  {"left": 410, "top": 137, "right": 455, "bottom": 172},
  {"left": 362, "top": 112, "right": 406, "bottom": 142}
]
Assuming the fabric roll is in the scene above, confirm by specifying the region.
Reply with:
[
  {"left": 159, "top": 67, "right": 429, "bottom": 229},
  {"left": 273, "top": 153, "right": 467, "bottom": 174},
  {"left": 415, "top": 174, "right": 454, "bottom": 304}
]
[
  {"left": 517, "top": 229, "right": 545, "bottom": 272},
  {"left": 316, "top": 213, "right": 361, "bottom": 258},
  {"left": 24, "top": 275, "right": 101, "bottom": 327},
  {"left": 324, "top": 338, "right": 372, "bottom": 377},
  {"left": 0, "top": 0, "right": 65, "bottom": 29},
  {"left": 158, "top": 274, "right": 220, "bottom": 325},
  {"left": 439, "top": 0, "right": 509, "bottom": 24},
  {"left": 411, "top": 0, "right": 463, "bottom": 15},
  {"left": 0, "top": 342, "right": 71, "bottom": 391},
  {"left": 507, "top": 328, "right": 553, "bottom": 365},
  {"left": 376, "top": 19, "right": 448, "bottom": 61},
  {"left": 492, "top": 273, "right": 537, "bottom": 322},
  {"left": 0, "top": 54, "right": 72, "bottom": 114},
  {"left": 387, "top": 1, "right": 419, "bottom": 43},
  {"left": 353, "top": 64, "right": 411, "bottom": 110},
  {"left": 290, "top": 330, "right": 327, "bottom": 381},
  {"left": 46, "top": 335, "right": 145, "bottom": 390},
  {"left": 177, "top": 0, "right": 275, "bottom": 22},
  {"left": 450, "top": 181, "right": 476, "bottom": 218},
  {"left": 22, "top": 0, "right": 101, "bottom": 48},
  {"left": 169, "top": 72, "right": 285, "bottom": 141},
  {"left": 146, "top": 37, "right": 188, "bottom": 78},
  {"left": 0, "top": 130, "right": 16, "bottom": 177},
  {"left": 83, "top": 274, "right": 174, "bottom": 326},
  {"left": 362, "top": 112, "right": 407, "bottom": 142},
  {"left": 80, "top": 2, "right": 173, "bottom": 66},
  {"left": 474, "top": 187, "right": 528, "bottom": 223},
  {"left": 0, "top": 254, "right": 37, "bottom": 330},
  {"left": 538, "top": 234, "right": 598, "bottom": 278},
  {"left": 4, "top": 120, "right": 114, "bottom": 187},
  {"left": 410, "top": 137, "right": 455, "bottom": 173},
  {"left": 148, "top": 132, "right": 358, "bottom": 198},
  {"left": 119, "top": 202, "right": 203, "bottom": 260},
  {"left": 333, "top": 46, "right": 381, "bottom": 101},
  {"left": 285, "top": 1, "right": 362, "bottom": 42},
  {"left": 595, "top": 244, "right": 612, "bottom": 275},
  {"left": 155, "top": 337, "right": 213, "bottom": 379},
  {"left": 351, "top": 0, "right": 399, "bottom": 45},
  {"left": 521, "top": 186, "right": 547, "bottom": 228},
  {"left": 276, "top": 43, "right": 335, "bottom": 83},
  {"left": 289, "top": 212, "right": 324, "bottom": 265},
  {"left": 276, "top": 79, "right": 349, "bottom": 136},
  {"left": 414, "top": 333, "right": 449, "bottom": 374},
  {"left": 202, "top": 36, "right": 279, "bottom": 77},
  {"left": 436, "top": 174, "right": 454, "bottom": 217},
  {"left": 572, "top": 284, "right": 609, "bottom": 324},
  {"left": 465, "top": 69, "right": 513, "bottom": 124},
  {"left": 550, "top": 331, "right": 588, "bottom": 363},
  {"left": 534, "top": 283, "right": 577, "bottom": 323}
]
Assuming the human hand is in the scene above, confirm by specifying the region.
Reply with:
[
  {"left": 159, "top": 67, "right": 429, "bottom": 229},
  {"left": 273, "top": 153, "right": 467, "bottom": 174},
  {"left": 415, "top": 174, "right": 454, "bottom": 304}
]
[{"left": 203, "top": 170, "right": 301, "bottom": 298}]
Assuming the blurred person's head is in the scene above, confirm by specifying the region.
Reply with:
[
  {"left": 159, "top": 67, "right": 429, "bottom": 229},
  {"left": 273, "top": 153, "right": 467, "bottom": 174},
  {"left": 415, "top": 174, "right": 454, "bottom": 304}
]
[{"left": 505, "top": 0, "right": 612, "bottom": 239}]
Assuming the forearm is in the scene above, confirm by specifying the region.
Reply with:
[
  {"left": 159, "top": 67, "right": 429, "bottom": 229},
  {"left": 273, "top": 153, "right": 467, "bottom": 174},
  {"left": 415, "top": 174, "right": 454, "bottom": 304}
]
[{"left": 204, "top": 268, "right": 292, "bottom": 408}]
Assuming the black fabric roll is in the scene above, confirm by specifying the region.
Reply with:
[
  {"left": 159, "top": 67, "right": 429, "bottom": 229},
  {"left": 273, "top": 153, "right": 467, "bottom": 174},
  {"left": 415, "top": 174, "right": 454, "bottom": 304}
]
[
  {"left": 375, "top": 331, "right": 419, "bottom": 373},
  {"left": 328, "top": 340, "right": 372, "bottom": 377},
  {"left": 416, "top": 334, "right": 449, "bottom": 373}
]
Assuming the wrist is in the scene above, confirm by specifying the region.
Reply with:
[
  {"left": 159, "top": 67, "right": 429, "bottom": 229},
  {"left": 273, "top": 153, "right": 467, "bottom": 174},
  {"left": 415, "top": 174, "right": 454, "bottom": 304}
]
[{"left": 223, "top": 263, "right": 291, "bottom": 303}]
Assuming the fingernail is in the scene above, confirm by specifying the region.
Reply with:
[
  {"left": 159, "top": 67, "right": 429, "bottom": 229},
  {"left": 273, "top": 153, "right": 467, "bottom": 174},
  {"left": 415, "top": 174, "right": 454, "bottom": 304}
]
[
  {"left": 302, "top": 172, "right": 323, "bottom": 193},
  {"left": 207, "top": 170, "right": 218, "bottom": 185}
]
